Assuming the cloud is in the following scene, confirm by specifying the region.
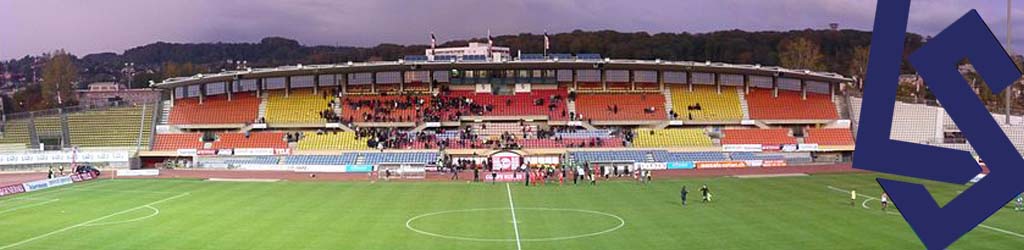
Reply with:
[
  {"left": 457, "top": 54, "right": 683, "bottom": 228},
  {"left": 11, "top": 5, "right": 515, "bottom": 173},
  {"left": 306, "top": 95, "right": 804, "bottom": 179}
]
[{"left": 1, "top": 0, "right": 1022, "bottom": 59}]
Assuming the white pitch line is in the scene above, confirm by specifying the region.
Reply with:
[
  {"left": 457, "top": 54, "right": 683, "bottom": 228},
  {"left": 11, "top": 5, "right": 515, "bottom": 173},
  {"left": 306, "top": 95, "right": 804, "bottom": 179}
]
[
  {"left": 0, "top": 192, "right": 189, "bottom": 250},
  {"left": 979, "top": 224, "right": 1024, "bottom": 239},
  {"left": 81, "top": 205, "right": 160, "bottom": 227},
  {"left": 64, "top": 187, "right": 180, "bottom": 195},
  {"left": 0, "top": 199, "right": 60, "bottom": 216},
  {"left": 826, "top": 186, "right": 1024, "bottom": 240},
  {"left": 505, "top": 183, "right": 523, "bottom": 250}
]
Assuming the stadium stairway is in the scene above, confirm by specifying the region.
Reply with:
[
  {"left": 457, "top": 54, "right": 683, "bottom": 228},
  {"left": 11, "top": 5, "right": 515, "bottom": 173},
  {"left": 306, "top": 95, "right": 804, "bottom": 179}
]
[
  {"left": 738, "top": 88, "right": 750, "bottom": 120},
  {"left": 834, "top": 95, "right": 850, "bottom": 120},
  {"left": 567, "top": 99, "right": 577, "bottom": 117},
  {"left": 663, "top": 89, "right": 674, "bottom": 119},
  {"left": 159, "top": 100, "right": 172, "bottom": 124},
  {"left": 355, "top": 154, "right": 366, "bottom": 165},
  {"left": 258, "top": 93, "right": 269, "bottom": 120},
  {"left": 59, "top": 113, "right": 71, "bottom": 147},
  {"left": 27, "top": 119, "right": 38, "bottom": 147}
]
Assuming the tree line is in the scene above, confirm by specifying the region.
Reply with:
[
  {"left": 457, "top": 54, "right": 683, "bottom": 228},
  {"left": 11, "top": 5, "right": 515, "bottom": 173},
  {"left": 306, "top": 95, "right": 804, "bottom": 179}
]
[{"left": 0, "top": 29, "right": 928, "bottom": 113}]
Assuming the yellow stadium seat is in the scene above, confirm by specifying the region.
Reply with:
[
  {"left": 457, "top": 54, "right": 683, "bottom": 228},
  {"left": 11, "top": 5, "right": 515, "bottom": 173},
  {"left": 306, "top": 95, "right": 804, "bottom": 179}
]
[
  {"left": 266, "top": 89, "right": 331, "bottom": 123},
  {"left": 68, "top": 105, "right": 153, "bottom": 148},
  {"left": 632, "top": 128, "right": 713, "bottom": 147},
  {"left": 670, "top": 85, "right": 743, "bottom": 121},
  {"left": 297, "top": 131, "right": 368, "bottom": 150}
]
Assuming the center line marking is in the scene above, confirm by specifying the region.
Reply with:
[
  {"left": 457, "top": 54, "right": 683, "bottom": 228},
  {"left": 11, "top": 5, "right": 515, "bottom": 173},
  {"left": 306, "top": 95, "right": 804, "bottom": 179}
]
[{"left": 505, "top": 183, "right": 523, "bottom": 250}]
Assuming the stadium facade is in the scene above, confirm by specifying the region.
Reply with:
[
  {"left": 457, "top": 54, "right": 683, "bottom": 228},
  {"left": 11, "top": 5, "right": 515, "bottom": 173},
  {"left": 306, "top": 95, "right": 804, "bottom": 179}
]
[{"left": 5, "top": 49, "right": 965, "bottom": 178}]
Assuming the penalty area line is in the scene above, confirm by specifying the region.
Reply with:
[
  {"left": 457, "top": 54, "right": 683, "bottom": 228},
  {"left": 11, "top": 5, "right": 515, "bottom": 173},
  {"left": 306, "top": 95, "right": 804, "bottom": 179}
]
[
  {"left": 0, "top": 192, "right": 190, "bottom": 250},
  {"left": 0, "top": 199, "right": 60, "bottom": 216},
  {"left": 826, "top": 185, "right": 1024, "bottom": 240}
]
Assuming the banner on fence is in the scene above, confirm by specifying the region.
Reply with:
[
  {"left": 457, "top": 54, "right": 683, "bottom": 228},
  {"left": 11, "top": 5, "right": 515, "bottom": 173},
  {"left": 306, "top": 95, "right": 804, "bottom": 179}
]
[
  {"left": 116, "top": 169, "right": 160, "bottom": 177},
  {"left": 22, "top": 176, "right": 73, "bottom": 192},
  {"left": 344, "top": 165, "right": 374, "bottom": 173},
  {"left": 0, "top": 150, "right": 130, "bottom": 165},
  {"left": 634, "top": 162, "right": 667, "bottom": 170},
  {"left": 722, "top": 144, "right": 762, "bottom": 152},
  {"left": 0, "top": 184, "right": 25, "bottom": 198},
  {"left": 763, "top": 160, "right": 788, "bottom": 167},
  {"left": 666, "top": 161, "right": 696, "bottom": 170},
  {"left": 70, "top": 172, "right": 98, "bottom": 182},
  {"left": 695, "top": 161, "right": 748, "bottom": 169}
]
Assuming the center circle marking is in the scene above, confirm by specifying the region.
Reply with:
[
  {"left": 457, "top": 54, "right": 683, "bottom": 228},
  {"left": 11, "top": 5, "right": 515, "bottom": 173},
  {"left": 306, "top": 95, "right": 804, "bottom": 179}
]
[{"left": 405, "top": 207, "right": 625, "bottom": 242}]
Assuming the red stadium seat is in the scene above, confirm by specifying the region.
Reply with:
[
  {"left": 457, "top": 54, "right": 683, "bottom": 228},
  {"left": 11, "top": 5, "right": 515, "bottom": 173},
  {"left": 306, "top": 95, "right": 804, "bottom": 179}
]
[
  {"left": 575, "top": 93, "right": 666, "bottom": 121},
  {"left": 447, "top": 89, "right": 568, "bottom": 119},
  {"left": 341, "top": 95, "right": 426, "bottom": 122},
  {"left": 152, "top": 133, "right": 203, "bottom": 150},
  {"left": 746, "top": 90, "right": 838, "bottom": 120},
  {"left": 722, "top": 128, "right": 796, "bottom": 145},
  {"left": 211, "top": 132, "right": 287, "bottom": 149},
  {"left": 169, "top": 94, "right": 259, "bottom": 125},
  {"left": 804, "top": 128, "right": 855, "bottom": 145}
]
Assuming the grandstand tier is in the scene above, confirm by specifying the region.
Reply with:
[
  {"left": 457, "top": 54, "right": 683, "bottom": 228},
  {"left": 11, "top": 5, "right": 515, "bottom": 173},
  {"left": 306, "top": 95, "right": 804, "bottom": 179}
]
[
  {"left": 282, "top": 154, "right": 358, "bottom": 165},
  {"left": 153, "top": 133, "right": 203, "bottom": 150},
  {"left": 447, "top": 89, "right": 568, "bottom": 119},
  {"left": 575, "top": 93, "right": 666, "bottom": 121},
  {"left": 633, "top": 129, "right": 713, "bottom": 147},
  {"left": 341, "top": 95, "right": 424, "bottom": 123},
  {"left": 362, "top": 152, "right": 437, "bottom": 165},
  {"left": 211, "top": 132, "right": 287, "bottom": 149},
  {"left": 746, "top": 90, "right": 838, "bottom": 120},
  {"left": 169, "top": 93, "right": 259, "bottom": 125},
  {"left": 265, "top": 90, "right": 332, "bottom": 124},
  {"left": 297, "top": 131, "right": 368, "bottom": 150},
  {"left": 804, "top": 128, "right": 855, "bottom": 145},
  {"left": 0, "top": 119, "right": 31, "bottom": 147},
  {"left": 68, "top": 105, "right": 154, "bottom": 148},
  {"left": 670, "top": 86, "right": 743, "bottom": 121},
  {"left": 722, "top": 128, "right": 796, "bottom": 145}
]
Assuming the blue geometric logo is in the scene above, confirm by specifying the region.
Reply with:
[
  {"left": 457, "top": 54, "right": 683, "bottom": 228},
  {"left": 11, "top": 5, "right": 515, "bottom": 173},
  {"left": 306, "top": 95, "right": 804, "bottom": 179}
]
[{"left": 855, "top": 0, "right": 1024, "bottom": 249}]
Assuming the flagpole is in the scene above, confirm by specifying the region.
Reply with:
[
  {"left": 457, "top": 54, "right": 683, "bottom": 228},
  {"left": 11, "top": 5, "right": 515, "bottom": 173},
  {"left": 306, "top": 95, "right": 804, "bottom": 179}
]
[
  {"left": 1007, "top": 0, "right": 1014, "bottom": 124},
  {"left": 487, "top": 30, "right": 493, "bottom": 60},
  {"left": 543, "top": 32, "right": 549, "bottom": 57}
]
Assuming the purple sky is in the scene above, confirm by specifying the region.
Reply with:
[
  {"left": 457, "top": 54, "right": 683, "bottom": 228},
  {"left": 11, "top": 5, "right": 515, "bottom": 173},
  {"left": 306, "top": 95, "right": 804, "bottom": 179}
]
[{"left": 2, "top": 0, "right": 1023, "bottom": 60}]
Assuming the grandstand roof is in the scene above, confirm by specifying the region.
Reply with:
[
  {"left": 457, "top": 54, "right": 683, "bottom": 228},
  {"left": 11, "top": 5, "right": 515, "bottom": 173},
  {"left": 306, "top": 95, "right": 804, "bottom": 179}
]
[{"left": 151, "top": 59, "right": 853, "bottom": 89}]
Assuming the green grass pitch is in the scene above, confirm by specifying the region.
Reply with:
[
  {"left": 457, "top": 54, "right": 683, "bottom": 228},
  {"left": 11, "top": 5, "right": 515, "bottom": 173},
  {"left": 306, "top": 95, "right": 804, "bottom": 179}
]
[{"left": 0, "top": 173, "right": 1021, "bottom": 249}]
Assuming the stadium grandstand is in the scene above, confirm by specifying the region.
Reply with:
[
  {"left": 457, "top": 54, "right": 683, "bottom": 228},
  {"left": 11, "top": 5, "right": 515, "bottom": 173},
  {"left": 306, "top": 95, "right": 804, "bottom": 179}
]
[
  {"left": 8, "top": 48, "right": 1024, "bottom": 250},
  {"left": 0, "top": 51, "right": 880, "bottom": 173}
]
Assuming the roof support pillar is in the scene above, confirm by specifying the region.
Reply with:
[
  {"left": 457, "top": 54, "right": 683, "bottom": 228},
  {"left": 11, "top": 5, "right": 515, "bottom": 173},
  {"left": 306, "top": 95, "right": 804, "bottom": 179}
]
[
  {"left": 715, "top": 73, "right": 722, "bottom": 94},
  {"left": 284, "top": 76, "right": 291, "bottom": 97},
  {"left": 771, "top": 75, "right": 779, "bottom": 98},
  {"left": 428, "top": 71, "right": 435, "bottom": 93},
  {"left": 226, "top": 80, "right": 233, "bottom": 101},
  {"left": 686, "top": 71, "right": 693, "bottom": 92},
  {"left": 629, "top": 70, "right": 636, "bottom": 91},
  {"left": 371, "top": 73, "right": 377, "bottom": 94},
  {"left": 831, "top": 82, "right": 837, "bottom": 98},
  {"left": 399, "top": 71, "right": 406, "bottom": 93},
  {"left": 341, "top": 73, "right": 349, "bottom": 95},
  {"left": 198, "top": 83, "right": 206, "bottom": 104},
  {"left": 600, "top": 69, "right": 607, "bottom": 91},
  {"left": 743, "top": 74, "right": 751, "bottom": 94},
  {"left": 256, "top": 78, "right": 264, "bottom": 97},
  {"left": 313, "top": 74, "right": 320, "bottom": 94},
  {"left": 801, "top": 79, "right": 807, "bottom": 100},
  {"left": 657, "top": 70, "right": 665, "bottom": 91},
  {"left": 572, "top": 70, "right": 578, "bottom": 90}
]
